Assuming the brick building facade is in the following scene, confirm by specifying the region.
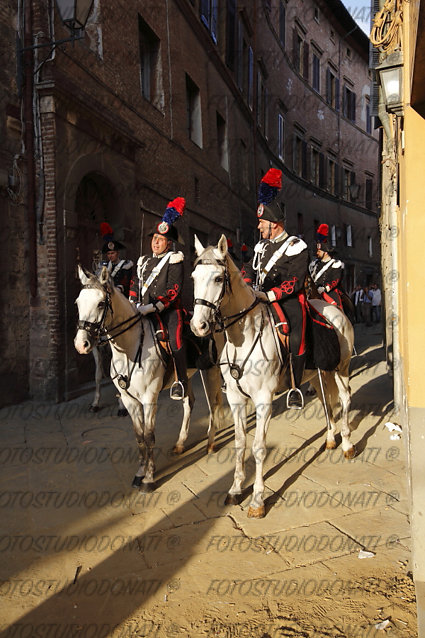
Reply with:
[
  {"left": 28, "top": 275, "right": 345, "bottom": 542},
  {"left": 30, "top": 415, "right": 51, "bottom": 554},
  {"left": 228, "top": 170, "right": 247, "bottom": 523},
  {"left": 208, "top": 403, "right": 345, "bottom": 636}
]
[{"left": 0, "top": 0, "right": 380, "bottom": 405}]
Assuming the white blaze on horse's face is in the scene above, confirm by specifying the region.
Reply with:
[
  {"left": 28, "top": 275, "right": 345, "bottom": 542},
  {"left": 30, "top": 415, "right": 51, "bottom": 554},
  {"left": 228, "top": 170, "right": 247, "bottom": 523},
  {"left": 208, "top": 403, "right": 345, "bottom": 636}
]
[
  {"left": 74, "top": 266, "right": 109, "bottom": 355},
  {"left": 190, "top": 234, "right": 228, "bottom": 338}
]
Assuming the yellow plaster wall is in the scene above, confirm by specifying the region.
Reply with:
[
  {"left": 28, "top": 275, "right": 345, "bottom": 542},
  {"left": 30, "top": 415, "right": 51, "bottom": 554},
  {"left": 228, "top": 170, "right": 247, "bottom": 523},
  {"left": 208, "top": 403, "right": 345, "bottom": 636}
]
[{"left": 399, "top": 106, "right": 425, "bottom": 408}]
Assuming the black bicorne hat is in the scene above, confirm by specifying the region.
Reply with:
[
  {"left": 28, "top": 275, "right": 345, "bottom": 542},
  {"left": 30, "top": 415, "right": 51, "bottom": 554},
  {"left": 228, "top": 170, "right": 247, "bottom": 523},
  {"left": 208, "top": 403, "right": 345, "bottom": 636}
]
[
  {"left": 148, "top": 197, "right": 185, "bottom": 242},
  {"left": 100, "top": 223, "right": 125, "bottom": 253},
  {"left": 315, "top": 223, "right": 329, "bottom": 249},
  {"left": 256, "top": 169, "right": 284, "bottom": 223}
]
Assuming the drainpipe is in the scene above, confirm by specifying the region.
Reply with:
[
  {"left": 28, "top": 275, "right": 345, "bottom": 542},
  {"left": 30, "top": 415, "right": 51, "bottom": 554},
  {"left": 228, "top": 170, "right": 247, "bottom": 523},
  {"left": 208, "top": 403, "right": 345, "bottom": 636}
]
[
  {"left": 377, "top": 75, "right": 402, "bottom": 414},
  {"left": 24, "top": 0, "right": 37, "bottom": 299}
]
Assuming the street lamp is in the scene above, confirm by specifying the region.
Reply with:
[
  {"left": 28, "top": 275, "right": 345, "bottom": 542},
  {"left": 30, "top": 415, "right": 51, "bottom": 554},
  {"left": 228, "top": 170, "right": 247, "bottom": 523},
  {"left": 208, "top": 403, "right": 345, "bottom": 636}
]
[
  {"left": 54, "top": 0, "right": 95, "bottom": 34},
  {"left": 376, "top": 51, "right": 403, "bottom": 115},
  {"left": 21, "top": 0, "right": 94, "bottom": 55}
]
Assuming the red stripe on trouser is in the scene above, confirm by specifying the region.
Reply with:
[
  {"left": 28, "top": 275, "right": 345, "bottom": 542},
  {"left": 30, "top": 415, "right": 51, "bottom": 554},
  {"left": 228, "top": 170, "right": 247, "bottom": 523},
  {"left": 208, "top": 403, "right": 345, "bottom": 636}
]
[
  {"left": 297, "top": 291, "right": 307, "bottom": 355},
  {"left": 323, "top": 290, "right": 343, "bottom": 310},
  {"left": 175, "top": 309, "right": 183, "bottom": 350},
  {"left": 322, "top": 291, "right": 336, "bottom": 305},
  {"left": 271, "top": 302, "right": 289, "bottom": 334}
]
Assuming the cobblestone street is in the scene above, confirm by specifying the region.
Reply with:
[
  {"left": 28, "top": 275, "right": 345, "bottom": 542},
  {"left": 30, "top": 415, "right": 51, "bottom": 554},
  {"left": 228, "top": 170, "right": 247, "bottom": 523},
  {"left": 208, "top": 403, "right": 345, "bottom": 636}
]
[{"left": 0, "top": 325, "right": 416, "bottom": 637}]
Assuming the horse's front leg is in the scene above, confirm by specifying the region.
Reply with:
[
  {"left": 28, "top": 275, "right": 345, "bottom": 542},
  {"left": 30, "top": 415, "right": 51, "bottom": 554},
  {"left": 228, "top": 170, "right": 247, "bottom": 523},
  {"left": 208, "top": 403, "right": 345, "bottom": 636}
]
[
  {"left": 248, "top": 395, "right": 272, "bottom": 518},
  {"left": 89, "top": 346, "right": 102, "bottom": 412},
  {"left": 224, "top": 392, "right": 248, "bottom": 506},
  {"left": 119, "top": 395, "right": 147, "bottom": 488},
  {"left": 140, "top": 396, "right": 159, "bottom": 491},
  {"left": 202, "top": 366, "right": 223, "bottom": 454},
  {"left": 172, "top": 380, "right": 195, "bottom": 454}
]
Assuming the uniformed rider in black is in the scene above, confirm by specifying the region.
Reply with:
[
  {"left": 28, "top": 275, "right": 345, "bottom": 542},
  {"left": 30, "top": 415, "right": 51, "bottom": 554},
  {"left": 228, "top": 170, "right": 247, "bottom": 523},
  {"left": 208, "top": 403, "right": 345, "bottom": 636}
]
[
  {"left": 242, "top": 169, "right": 309, "bottom": 409},
  {"left": 129, "top": 198, "right": 188, "bottom": 400},
  {"left": 100, "top": 224, "right": 134, "bottom": 298},
  {"left": 309, "top": 224, "right": 344, "bottom": 310}
]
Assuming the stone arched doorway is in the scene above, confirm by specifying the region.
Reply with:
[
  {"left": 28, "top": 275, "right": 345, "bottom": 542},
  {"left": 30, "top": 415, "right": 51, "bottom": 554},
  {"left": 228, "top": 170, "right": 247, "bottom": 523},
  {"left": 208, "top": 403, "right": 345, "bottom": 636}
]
[{"left": 64, "top": 171, "right": 123, "bottom": 397}]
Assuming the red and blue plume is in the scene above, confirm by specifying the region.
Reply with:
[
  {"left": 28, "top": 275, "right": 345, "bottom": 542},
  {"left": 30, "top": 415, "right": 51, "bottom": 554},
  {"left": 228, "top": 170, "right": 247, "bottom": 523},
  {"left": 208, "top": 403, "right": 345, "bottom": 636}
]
[
  {"left": 316, "top": 223, "right": 329, "bottom": 243},
  {"left": 162, "top": 197, "right": 186, "bottom": 226},
  {"left": 258, "top": 168, "right": 282, "bottom": 205},
  {"left": 100, "top": 222, "right": 114, "bottom": 241}
]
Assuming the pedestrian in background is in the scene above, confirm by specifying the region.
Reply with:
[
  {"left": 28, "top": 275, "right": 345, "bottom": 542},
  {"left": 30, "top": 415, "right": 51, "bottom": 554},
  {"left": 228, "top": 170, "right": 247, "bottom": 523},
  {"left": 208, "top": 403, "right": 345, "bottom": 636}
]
[
  {"left": 371, "top": 283, "right": 382, "bottom": 323},
  {"left": 362, "top": 286, "right": 373, "bottom": 326},
  {"left": 351, "top": 284, "right": 363, "bottom": 323}
]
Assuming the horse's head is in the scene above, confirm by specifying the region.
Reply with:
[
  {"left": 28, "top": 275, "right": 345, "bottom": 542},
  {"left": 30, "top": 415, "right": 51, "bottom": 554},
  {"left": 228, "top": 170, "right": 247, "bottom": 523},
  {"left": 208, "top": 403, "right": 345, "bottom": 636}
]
[
  {"left": 190, "top": 234, "right": 229, "bottom": 337},
  {"left": 74, "top": 265, "right": 112, "bottom": 354}
]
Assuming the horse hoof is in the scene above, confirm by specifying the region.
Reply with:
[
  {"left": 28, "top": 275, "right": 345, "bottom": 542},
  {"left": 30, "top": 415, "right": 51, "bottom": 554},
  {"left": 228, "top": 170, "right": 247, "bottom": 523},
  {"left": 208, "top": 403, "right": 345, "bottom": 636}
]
[
  {"left": 117, "top": 409, "right": 128, "bottom": 417},
  {"left": 139, "top": 482, "right": 156, "bottom": 493},
  {"left": 247, "top": 505, "right": 265, "bottom": 519},
  {"left": 132, "top": 476, "right": 144, "bottom": 489},
  {"left": 344, "top": 446, "right": 356, "bottom": 460},
  {"left": 207, "top": 444, "right": 215, "bottom": 454},
  {"left": 89, "top": 405, "right": 100, "bottom": 413},
  {"left": 172, "top": 445, "right": 185, "bottom": 455},
  {"left": 326, "top": 439, "right": 337, "bottom": 450},
  {"left": 224, "top": 493, "right": 241, "bottom": 506}
]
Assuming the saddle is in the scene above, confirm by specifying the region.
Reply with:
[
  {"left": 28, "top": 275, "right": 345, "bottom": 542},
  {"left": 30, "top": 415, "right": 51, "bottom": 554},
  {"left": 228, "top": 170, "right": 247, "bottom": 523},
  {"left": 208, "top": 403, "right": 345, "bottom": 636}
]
[
  {"left": 268, "top": 301, "right": 340, "bottom": 371},
  {"left": 305, "top": 303, "right": 340, "bottom": 370},
  {"left": 147, "top": 312, "right": 217, "bottom": 371}
]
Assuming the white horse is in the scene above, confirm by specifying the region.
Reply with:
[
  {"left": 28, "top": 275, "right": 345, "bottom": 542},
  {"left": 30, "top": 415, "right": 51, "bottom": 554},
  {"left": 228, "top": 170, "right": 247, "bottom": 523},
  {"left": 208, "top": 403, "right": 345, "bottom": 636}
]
[
  {"left": 89, "top": 252, "right": 127, "bottom": 416},
  {"left": 190, "top": 235, "right": 355, "bottom": 518},
  {"left": 74, "top": 265, "right": 223, "bottom": 490},
  {"left": 89, "top": 345, "right": 127, "bottom": 416}
]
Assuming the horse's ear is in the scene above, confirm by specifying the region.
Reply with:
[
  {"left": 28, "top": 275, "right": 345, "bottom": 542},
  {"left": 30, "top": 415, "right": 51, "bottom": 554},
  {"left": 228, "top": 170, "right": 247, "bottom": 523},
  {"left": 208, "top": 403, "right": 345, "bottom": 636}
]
[
  {"left": 217, "top": 234, "right": 228, "bottom": 258},
  {"left": 78, "top": 264, "right": 91, "bottom": 286},
  {"left": 99, "top": 265, "right": 110, "bottom": 287},
  {"left": 194, "top": 234, "right": 204, "bottom": 257}
]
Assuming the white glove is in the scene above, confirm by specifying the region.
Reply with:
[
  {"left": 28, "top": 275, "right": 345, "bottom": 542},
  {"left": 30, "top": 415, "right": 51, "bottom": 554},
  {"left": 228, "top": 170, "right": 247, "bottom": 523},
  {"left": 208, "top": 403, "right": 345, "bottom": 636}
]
[
  {"left": 255, "top": 290, "right": 269, "bottom": 302},
  {"left": 317, "top": 286, "right": 325, "bottom": 294},
  {"left": 137, "top": 303, "right": 155, "bottom": 316}
]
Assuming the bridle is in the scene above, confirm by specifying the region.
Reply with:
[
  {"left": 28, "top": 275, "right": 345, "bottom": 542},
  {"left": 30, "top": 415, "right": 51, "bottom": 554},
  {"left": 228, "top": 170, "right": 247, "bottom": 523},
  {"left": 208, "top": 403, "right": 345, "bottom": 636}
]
[
  {"left": 77, "top": 284, "right": 142, "bottom": 346},
  {"left": 193, "top": 255, "right": 259, "bottom": 332}
]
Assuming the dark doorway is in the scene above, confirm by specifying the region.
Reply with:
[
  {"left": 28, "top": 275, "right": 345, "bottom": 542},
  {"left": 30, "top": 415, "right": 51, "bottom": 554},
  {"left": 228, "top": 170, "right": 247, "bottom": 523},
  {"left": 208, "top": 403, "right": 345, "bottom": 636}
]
[{"left": 64, "top": 172, "right": 117, "bottom": 398}]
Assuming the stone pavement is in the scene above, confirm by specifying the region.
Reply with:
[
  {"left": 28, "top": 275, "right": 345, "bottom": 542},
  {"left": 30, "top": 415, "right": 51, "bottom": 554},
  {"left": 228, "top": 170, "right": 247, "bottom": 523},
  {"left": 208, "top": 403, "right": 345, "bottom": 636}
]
[{"left": 0, "top": 325, "right": 416, "bottom": 637}]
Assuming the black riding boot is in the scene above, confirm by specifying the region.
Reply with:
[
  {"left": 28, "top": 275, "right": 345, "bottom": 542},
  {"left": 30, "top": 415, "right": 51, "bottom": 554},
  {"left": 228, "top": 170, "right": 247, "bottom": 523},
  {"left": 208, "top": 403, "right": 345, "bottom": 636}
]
[
  {"left": 170, "top": 346, "right": 188, "bottom": 400},
  {"left": 287, "top": 353, "right": 306, "bottom": 410}
]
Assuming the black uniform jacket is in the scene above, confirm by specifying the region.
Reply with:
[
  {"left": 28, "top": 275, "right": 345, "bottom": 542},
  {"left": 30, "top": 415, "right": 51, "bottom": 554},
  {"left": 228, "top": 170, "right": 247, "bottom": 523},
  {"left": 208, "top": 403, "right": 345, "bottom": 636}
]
[
  {"left": 309, "top": 257, "right": 344, "bottom": 294},
  {"left": 109, "top": 259, "right": 133, "bottom": 297},
  {"left": 129, "top": 251, "right": 184, "bottom": 312},
  {"left": 242, "top": 233, "right": 309, "bottom": 303}
]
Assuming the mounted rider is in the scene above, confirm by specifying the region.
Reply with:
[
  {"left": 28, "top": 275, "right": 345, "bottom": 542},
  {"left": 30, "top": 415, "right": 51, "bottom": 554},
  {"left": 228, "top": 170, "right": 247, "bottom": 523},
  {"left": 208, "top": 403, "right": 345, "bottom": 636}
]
[
  {"left": 129, "top": 197, "right": 188, "bottom": 400},
  {"left": 241, "top": 168, "right": 309, "bottom": 410},
  {"left": 309, "top": 224, "right": 345, "bottom": 310},
  {"left": 100, "top": 223, "right": 134, "bottom": 297},
  {"left": 309, "top": 224, "right": 355, "bottom": 322}
]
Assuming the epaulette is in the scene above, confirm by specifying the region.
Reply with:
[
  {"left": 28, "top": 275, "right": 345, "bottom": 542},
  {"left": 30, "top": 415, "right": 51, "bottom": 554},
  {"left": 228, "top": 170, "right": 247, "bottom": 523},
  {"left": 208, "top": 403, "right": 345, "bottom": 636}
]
[
  {"left": 122, "top": 260, "right": 133, "bottom": 269},
  {"left": 170, "top": 251, "right": 184, "bottom": 264},
  {"left": 285, "top": 236, "right": 307, "bottom": 256}
]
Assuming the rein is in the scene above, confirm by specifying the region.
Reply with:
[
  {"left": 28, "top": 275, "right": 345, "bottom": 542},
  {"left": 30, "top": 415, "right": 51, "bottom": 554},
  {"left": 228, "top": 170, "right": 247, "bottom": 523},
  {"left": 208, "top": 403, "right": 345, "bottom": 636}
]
[
  {"left": 193, "top": 253, "right": 269, "bottom": 392},
  {"left": 78, "top": 284, "right": 142, "bottom": 345},
  {"left": 193, "top": 256, "right": 259, "bottom": 331}
]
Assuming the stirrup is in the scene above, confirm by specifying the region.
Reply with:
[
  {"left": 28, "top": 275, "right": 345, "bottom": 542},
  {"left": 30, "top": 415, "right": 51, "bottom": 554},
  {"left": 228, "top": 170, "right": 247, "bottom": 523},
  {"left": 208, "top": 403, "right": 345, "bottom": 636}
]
[
  {"left": 286, "top": 387, "right": 304, "bottom": 410},
  {"left": 170, "top": 380, "right": 185, "bottom": 401}
]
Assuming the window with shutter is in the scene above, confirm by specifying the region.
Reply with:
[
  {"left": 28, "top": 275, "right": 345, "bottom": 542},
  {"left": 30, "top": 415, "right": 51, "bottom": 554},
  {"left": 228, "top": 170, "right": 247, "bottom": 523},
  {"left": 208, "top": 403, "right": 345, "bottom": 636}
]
[
  {"left": 225, "top": 0, "right": 236, "bottom": 70},
  {"left": 302, "top": 140, "right": 308, "bottom": 179},
  {"left": 279, "top": 1, "right": 286, "bottom": 47},
  {"left": 312, "top": 53, "right": 320, "bottom": 92},
  {"left": 200, "top": 0, "right": 218, "bottom": 43},
  {"left": 138, "top": 16, "right": 163, "bottom": 109},
  {"left": 303, "top": 42, "right": 309, "bottom": 80}
]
